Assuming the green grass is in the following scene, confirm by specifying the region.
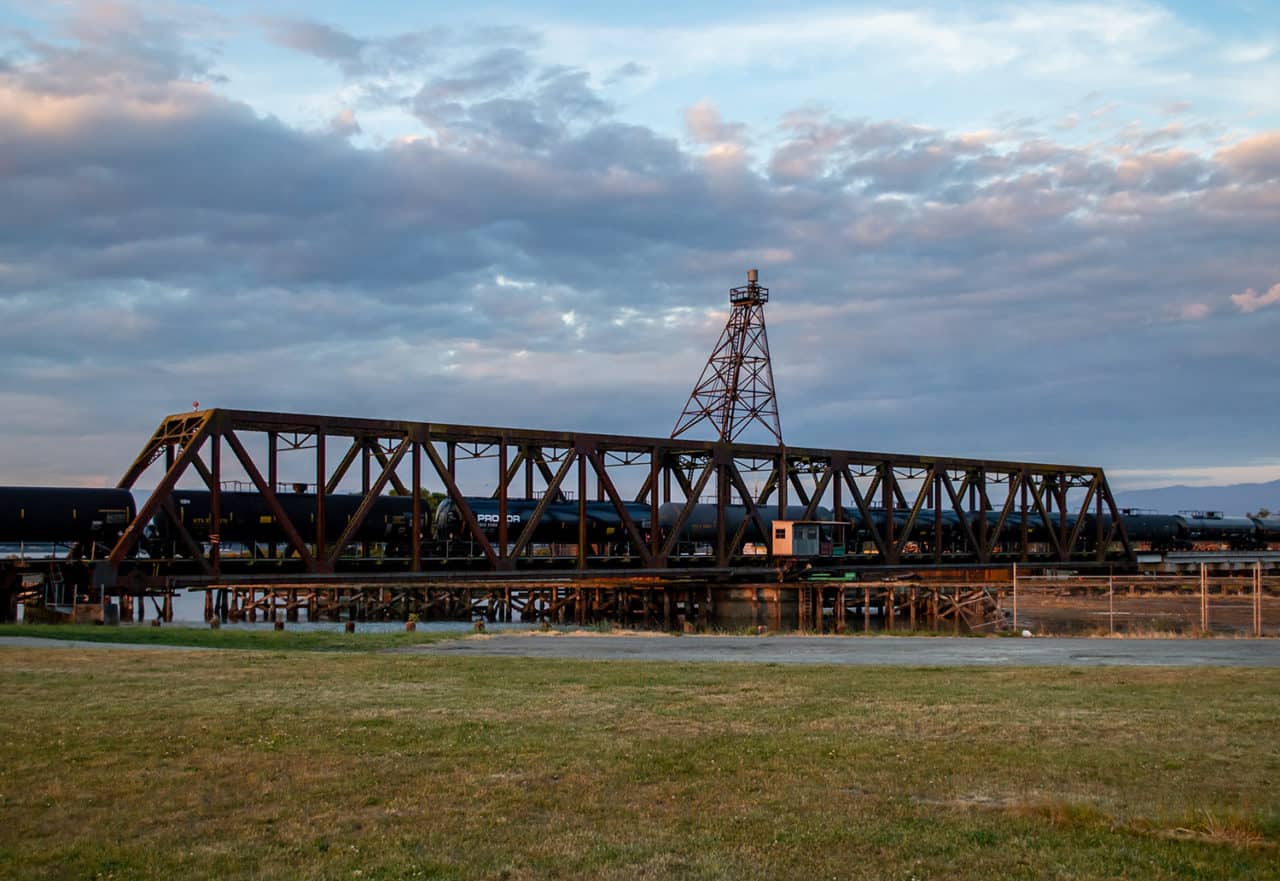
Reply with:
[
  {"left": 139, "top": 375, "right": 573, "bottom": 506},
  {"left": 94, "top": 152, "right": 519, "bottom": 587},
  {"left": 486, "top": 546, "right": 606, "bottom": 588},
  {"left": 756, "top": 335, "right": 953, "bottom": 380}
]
[
  {"left": 0, "top": 647, "right": 1277, "bottom": 880},
  {"left": 0, "top": 622, "right": 463, "bottom": 652}
]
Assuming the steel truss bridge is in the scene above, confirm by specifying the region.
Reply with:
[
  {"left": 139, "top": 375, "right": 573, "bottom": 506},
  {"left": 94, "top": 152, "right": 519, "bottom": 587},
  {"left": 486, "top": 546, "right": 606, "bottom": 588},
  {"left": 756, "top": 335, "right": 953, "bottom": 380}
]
[{"left": 93, "top": 408, "right": 1133, "bottom": 598}]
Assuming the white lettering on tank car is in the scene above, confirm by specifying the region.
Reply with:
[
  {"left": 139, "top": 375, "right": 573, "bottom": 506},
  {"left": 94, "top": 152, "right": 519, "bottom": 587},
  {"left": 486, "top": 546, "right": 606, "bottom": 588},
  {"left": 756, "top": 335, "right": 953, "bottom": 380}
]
[{"left": 475, "top": 514, "right": 522, "bottom": 524}]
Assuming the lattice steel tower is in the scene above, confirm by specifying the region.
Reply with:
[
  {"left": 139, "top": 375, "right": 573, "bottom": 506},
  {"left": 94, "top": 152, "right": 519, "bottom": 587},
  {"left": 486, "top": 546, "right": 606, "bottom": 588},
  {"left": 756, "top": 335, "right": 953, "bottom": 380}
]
[{"left": 672, "top": 268, "right": 783, "bottom": 445}]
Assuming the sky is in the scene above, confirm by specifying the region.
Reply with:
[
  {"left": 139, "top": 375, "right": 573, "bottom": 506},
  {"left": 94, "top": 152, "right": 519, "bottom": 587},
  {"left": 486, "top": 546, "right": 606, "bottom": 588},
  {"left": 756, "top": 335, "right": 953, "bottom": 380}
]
[{"left": 0, "top": 0, "right": 1278, "bottom": 491}]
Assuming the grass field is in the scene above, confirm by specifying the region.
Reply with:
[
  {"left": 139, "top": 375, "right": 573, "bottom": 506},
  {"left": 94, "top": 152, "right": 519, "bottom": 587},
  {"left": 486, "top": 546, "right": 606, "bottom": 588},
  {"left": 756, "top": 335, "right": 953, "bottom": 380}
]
[
  {"left": 0, "top": 623, "right": 463, "bottom": 652},
  {"left": 0, "top": 644, "right": 1277, "bottom": 880}
]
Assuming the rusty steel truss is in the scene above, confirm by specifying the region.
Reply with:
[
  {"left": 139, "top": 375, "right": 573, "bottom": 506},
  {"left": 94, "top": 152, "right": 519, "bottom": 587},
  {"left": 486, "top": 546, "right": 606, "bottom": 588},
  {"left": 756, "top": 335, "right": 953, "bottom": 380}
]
[{"left": 96, "top": 408, "right": 1134, "bottom": 594}]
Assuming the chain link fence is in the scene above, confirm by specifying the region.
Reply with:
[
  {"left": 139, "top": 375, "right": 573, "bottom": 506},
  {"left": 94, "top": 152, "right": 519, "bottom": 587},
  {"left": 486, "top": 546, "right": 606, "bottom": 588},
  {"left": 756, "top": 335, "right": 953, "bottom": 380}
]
[{"left": 1009, "top": 566, "right": 1275, "bottom": 636}]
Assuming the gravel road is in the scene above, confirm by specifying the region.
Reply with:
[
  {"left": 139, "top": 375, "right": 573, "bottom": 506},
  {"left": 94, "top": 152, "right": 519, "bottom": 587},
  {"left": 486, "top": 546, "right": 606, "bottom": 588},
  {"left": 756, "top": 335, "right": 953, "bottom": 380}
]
[
  {"left": 0, "top": 636, "right": 206, "bottom": 651},
  {"left": 408, "top": 634, "right": 1280, "bottom": 667},
  {"left": 5, "top": 633, "right": 1278, "bottom": 666}
]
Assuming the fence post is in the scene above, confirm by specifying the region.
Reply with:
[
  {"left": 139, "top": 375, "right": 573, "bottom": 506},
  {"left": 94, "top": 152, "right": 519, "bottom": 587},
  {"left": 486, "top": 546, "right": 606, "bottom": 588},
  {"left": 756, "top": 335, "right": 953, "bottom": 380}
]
[
  {"left": 1255, "top": 561, "right": 1263, "bottom": 638},
  {"left": 1012, "top": 563, "right": 1018, "bottom": 633},
  {"left": 1109, "top": 569, "right": 1115, "bottom": 635},
  {"left": 1200, "top": 562, "right": 1207, "bottom": 632}
]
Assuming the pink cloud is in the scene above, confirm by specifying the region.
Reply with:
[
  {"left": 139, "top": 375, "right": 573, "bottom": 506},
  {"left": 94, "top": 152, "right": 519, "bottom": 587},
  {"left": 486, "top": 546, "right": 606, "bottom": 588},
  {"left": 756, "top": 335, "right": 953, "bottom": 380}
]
[
  {"left": 1216, "top": 133, "right": 1280, "bottom": 181},
  {"left": 684, "top": 99, "right": 746, "bottom": 146},
  {"left": 328, "top": 107, "right": 361, "bottom": 137},
  {"left": 1231, "top": 283, "right": 1280, "bottom": 313}
]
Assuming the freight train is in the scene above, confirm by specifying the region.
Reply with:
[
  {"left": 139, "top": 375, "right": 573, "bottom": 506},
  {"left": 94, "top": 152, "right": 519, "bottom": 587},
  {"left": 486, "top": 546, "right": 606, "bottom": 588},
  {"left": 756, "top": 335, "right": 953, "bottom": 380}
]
[
  {"left": 432, "top": 499, "right": 820, "bottom": 548},
  {"left": 151, "top": 489, "right": 425, "bottom": 556},
  {"left": 0, "top": 486, "right": 136, "bottom": 556},
  {"left": 828, "top": 507, "right": 1280, "bottom": 553},
  {"left": 1118, "top": 509, "right": 1280, "bottom": 551},
  {"left": 4, "top": 485, "right": 1280, "bottom": 561},
  {"left": 0, "top": 486, "right": 423, "bottom": 560}
]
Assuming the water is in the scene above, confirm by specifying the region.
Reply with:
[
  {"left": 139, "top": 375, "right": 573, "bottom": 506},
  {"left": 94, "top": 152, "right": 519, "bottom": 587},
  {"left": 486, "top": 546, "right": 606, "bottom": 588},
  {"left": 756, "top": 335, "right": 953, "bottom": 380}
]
[
  {"left": 0, "top": 543, "right": 71, "bottom": 559},
  {"left": 164, "top": 590, "right": 534, "bottom": 629},
  {"left": 202, "top": 619, "right": 537, "bottom": 633}
]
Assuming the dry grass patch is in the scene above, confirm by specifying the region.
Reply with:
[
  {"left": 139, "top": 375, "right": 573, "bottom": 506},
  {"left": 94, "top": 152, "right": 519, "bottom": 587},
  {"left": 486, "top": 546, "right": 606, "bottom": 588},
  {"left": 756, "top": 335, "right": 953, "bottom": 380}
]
[
  {"left": 1, "top": 648, "right": 1278, "bottom": 879},
  {"left": 1158, "top": 808, "right": 1276, "bottom": 849}
]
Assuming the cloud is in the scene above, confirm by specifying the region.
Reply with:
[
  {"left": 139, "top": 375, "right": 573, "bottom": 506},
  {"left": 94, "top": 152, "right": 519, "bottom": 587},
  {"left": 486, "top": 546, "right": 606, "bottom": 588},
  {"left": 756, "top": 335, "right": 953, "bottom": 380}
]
[
  {"left": 1223, "top": 44, "right": 1274, "bottom": 65},
  {"left": 387, "top": 43, "right": 614, "bottom": 152},
  {"left": 604, "top": 61, "right": 647, "bottom": 85},
  {"left": 328, "top": 107, "right": 361, "bottom": 138},
  {"left": 259, "top": 17, "right": 541, "bottom": 81},
  {"left": 259, "top": 17, "right": 444, "bottom": 78},
  {"left": 2, "top": 4, "right": 1280, "bottom": 483},
  {"left": 1110, "top": 463, "right": 1280, "bottom": 491},
  {"left": 1231, "top": 283, "right": 1280, "bottom": 313},
  {"left": 1216, "top": 132, "right": 1280, "bottom": 182},
  {"left": 685, "top": 99, "right": 747, "bottom": 146},
  {"left": 419, "top": 47, "right": 535, "bottom": 102},
  {"left": 4, "top": 0, "right": 223, "bottom": 95},
  {"left": 522, "top": 0, "right": 1245, "bottom": 145},
  {"left": 1177, "top": 302, "right": 1212, "bottom": 320},
  {"left": 542, "top": 3, "right": 1192, "bottom": 81},
  {"left": 261, "top": 18, "right": 366, "bottom": 68}
]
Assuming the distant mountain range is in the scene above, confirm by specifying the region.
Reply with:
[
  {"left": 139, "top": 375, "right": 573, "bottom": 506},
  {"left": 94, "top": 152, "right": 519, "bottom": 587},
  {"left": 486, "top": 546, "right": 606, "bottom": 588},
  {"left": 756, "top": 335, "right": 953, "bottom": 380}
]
[{"left": 1114, "top": 479, "right": 1280, "bottom": 516}]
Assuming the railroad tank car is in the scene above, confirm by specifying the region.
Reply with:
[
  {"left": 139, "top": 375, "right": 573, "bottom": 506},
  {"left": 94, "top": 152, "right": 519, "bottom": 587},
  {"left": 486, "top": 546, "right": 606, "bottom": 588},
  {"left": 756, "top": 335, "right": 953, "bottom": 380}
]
[
  {"left": 1116, "top": 512, "right": 1186, "bottom": 549},
  {"left": 1175, "top": 511, "right": 1258, "bottom": 549},
  {"left": 1250, "top": 516, "right": 1280, "bottom": 545},
  {"left": 434, "top": 498, "right": 652, "bottom": 546},
  {"left": 961, "top": 510, "right": 1027, "bottom": 543},
  {"left": 840, "top": 508, "right": 951, "bottom": 552},
  {"left": 842, "top": 509, "right": 912, "bottom": 546},
  {"left": 149, "top": 490, "right": 425, "bottom": 554},
  {"left": 842, "top": 509, "right": 1057, "bottom": 540},
  {"left": 662, "top": 503, "right": 829, "bottom": 546},
  {"left": 0, "top": 486, "right": 136, "bottom": 552},
  {"left": 970, "top": 510, "right": 1055, "bottom": 548},
  {"left": 1008, "top": 510, "right": 1082, "bottom": 540},
  {"left": 442, "top": 500, "right": 832, "bottom": 549},
  {"left": 841, "top": 508, "right": 1092, "bottom": 551},
  {"left": 842, "top": 508, "right": 909, "bottom": 532}
]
